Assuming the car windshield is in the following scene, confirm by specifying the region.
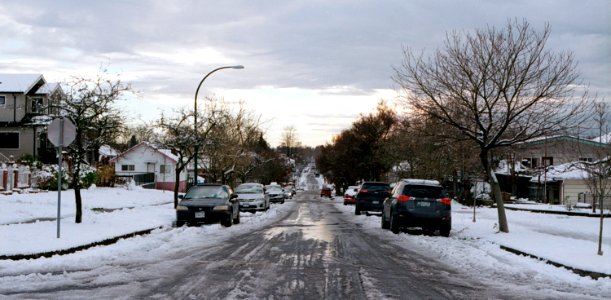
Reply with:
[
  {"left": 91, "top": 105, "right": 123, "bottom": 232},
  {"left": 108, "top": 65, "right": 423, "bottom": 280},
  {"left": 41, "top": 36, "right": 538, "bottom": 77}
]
[
  {"left": 403, "top": 185, "right": 444, "bottom": 198},
  {"left": 235, "top": 185, "right": 263, "bottom": 194},
  {"left": 267, "top": 187, "right": 282, "bottom": 193},
  {"left": 184, "top": 186, "right": 228, "bottom": 199}
]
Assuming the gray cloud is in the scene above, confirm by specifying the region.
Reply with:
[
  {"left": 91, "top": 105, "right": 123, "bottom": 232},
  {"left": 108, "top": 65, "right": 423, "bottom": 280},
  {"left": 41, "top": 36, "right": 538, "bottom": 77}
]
[
  {"left": 1, "top": 0, "right": 608, "bottom": 96},
  {"left": 0, "top": 0, "right": 609, "bottom": 147}
]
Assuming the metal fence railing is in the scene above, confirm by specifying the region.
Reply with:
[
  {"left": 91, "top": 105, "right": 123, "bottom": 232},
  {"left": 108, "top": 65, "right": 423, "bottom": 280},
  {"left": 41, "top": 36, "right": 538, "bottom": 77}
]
[{"left": 116, "top": 173, "right": 155, "bottom": 186}]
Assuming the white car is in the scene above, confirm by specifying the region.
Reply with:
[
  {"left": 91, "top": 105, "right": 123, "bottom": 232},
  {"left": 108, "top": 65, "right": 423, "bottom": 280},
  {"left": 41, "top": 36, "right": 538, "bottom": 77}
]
[{"left": 235, "top": 183, "right": 269, "bottom": 212}]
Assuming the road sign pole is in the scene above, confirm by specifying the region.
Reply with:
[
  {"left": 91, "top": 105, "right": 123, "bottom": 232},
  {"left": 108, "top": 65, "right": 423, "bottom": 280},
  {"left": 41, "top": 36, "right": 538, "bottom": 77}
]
[
  {"left": 57, "top": 118, "right": 64, "bottom": 239},
  {"left": 47, "top": 116, "right": 76, "bottom": 239}
]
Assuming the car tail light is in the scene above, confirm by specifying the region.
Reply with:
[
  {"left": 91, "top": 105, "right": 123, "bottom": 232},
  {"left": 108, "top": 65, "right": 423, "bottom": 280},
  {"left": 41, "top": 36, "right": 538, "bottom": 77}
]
[
  {"left": 397, "top": 195, "right": 411, "bottom": 203},
  {"left": 359, "top": 189, "right": 368, "bottom": 194},
  {"left": 439, "top": 198, "right": 451, "bottom": 206}
]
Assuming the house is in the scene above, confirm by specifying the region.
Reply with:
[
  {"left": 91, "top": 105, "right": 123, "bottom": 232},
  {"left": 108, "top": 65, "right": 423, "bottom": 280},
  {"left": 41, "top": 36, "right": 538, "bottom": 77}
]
[
  {"left": 511, "top": 135, "right": 608, "bottom": 168},
  {"left": 109, "top": 142, "right": 187, "bottom": 192},
  {"left": 0, "top": 74, "right": 62, "bottom": 163},
  {"left": 496, "top": 135, "right": 611, "bottom": 209}
]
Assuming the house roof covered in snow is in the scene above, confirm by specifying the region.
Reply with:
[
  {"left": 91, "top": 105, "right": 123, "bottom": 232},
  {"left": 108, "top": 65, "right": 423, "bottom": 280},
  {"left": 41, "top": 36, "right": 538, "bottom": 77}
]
[
  {"left": 0, "top": 74, "right": 45, "bottom": 93},
  {"left": 109, "top": 141, "right": 178, "bottom": 163},
  {"left": 516, "top": 135, "right": 607, "bottom": 148},
  {"left": 529, "top": 162, "right": 589, "bottom": 182},
  {"left": 36, "top": 82, "right": 62, "bottom": 95}
]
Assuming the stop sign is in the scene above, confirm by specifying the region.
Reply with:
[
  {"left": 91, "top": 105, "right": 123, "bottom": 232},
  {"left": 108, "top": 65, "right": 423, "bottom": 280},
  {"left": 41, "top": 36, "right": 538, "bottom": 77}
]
[{"left": 48, "top": 118, "right": 76, "bottom": 147}]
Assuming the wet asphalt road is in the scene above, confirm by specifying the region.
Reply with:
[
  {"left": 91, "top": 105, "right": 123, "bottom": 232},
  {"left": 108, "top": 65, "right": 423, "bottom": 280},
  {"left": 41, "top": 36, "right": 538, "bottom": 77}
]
[{"left": 140, "top": 178, "right": 492, "bottom": 299}]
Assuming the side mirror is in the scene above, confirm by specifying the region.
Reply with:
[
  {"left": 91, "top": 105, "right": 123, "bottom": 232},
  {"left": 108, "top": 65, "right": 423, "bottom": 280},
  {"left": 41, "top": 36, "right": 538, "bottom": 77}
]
[
  {"left": 178, "top": 194, "right": 184, "bottom": 200},
  {"left": 231, "top": 193, "right": 239, "bottom": 199}
]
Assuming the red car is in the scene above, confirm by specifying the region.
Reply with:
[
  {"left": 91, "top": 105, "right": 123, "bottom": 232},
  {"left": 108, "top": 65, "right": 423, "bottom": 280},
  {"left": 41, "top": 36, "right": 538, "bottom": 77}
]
[
  {"left": 343, "top": 185, "right": 359, "bottom": 205},
  {"left": 320, "top": 186, "right": 333, "bottom": 198}
]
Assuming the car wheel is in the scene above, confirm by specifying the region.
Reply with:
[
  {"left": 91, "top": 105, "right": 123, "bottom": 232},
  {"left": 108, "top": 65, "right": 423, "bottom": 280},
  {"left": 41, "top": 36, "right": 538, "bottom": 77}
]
[
  {"left": 355, "top": 205, "right": 361, "bottom": 215},
  {"left": 175, "top": 220, "right": 185, "bottom": 227},
  {"left": 390, "top": 212, "right": 400, "bottom": 234},
  {"left": 381, "top": 213, "right": 390, "bottom": 229},
  {"left": 234, "top": 210, "right": 240, "bottom": 224},
  {"left": 440, "top": 226, "right": 450, "bottom": 237},
  {"left": 281, "top": 200, "right": 285, "bottom": 204},
  {"left": 222, "top": 214, "right": 233, "bottom": 227}
]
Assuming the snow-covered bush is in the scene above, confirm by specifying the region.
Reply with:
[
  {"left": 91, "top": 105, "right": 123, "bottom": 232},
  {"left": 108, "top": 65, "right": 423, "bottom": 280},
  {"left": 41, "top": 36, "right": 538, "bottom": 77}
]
[{"left": 35, "top": 165, "right": 69, "bottom": 191}]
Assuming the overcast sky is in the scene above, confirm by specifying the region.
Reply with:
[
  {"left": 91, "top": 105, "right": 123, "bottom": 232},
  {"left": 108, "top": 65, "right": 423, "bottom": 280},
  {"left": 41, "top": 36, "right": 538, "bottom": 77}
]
[{"left": 1, "top": 0, "right": 609, "bottom": 146}]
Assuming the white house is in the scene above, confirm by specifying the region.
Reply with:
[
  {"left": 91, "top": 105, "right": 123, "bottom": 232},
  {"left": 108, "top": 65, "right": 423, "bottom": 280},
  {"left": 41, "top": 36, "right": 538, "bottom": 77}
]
[{"left": 110, "top": 142, "right": 187, "bottom": 192}]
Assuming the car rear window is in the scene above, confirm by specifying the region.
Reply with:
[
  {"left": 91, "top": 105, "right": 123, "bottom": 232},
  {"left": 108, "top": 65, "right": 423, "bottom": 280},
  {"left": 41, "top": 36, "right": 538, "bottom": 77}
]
[
  {"left": 235, "top": 185, "right": 263, "bottom": 194},
  {"left": 402, "top": 185, "right": 444, "bottom": 198},
  {"left": 362, "top": 183, "right": 390, "bottom": 191},
  {"left": 185, "top": 186, "right": 228, "bottom": 199}
]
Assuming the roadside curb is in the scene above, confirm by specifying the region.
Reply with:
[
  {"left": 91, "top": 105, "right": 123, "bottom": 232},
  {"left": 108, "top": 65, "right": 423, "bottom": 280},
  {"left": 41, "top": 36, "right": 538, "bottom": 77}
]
[
  {"left": 499, "top": 245, "right": 610, "bottom": 280},
  {"left": 504, "top": 206, "right": 610, "bottom": 218},
  {"left": 0, "top": 226, "right": 163, "bottom": 261}
]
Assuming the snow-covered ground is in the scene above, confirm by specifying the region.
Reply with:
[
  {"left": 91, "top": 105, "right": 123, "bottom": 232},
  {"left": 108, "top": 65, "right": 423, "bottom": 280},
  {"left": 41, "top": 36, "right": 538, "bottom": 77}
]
[{"left": 0, "top": 177, "right": 609, "bottom": 295}]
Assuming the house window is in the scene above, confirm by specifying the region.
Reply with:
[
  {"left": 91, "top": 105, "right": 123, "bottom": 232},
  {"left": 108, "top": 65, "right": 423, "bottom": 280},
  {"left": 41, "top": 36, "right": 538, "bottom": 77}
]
[
  {"left": 31, "top": 97, "right": 44, "bottom": 113},
  {"left": 0, "top": 95, "right": 5, "bottom": 106},
  {"left": 121, "top": 164, "right": 135, "bottom": 171},
  {"left": 542, "top": 157, "right": 554, "bottom": 166},
  {"left": 160, "top": 164, "right": 171, "bottom": 174},
  {"left": 0, "top": 132, "right": 19, "bottom": 149},
  {"left": 579, "top": 157, "right": 593, "bottom": 162},
  {"left": 522, "top": 157, "right": 539, "bottom": 168}
]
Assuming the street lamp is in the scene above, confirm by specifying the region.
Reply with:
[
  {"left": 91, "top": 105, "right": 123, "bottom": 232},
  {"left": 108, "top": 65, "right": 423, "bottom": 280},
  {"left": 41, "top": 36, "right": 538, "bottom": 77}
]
[{"left": 193, "top": 65, "right": 244, "bottom": 185}]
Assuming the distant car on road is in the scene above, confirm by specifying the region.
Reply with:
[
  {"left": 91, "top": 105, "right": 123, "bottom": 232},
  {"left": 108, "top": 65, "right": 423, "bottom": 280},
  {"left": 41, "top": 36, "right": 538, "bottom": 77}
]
[
  {"left": 381, "top": 179, "right": 451, "bottom": 236},
  {"left": 354, "top": 182, "right": 390, "bottom": 215},
  {"left": 266, "top": 185, "right": 285, "bottom": 204},
  {"left": 235, "top": 183, "right": 269, "bottom": 212},
  {"left": 343, "top": 185, "right": 359, "bottom": 205},
  {"left": 320, "top": 185, "right": 332, "bottom": 198},
  {"left": 175, "top": 184, "right": 240, "bottom": 227}
]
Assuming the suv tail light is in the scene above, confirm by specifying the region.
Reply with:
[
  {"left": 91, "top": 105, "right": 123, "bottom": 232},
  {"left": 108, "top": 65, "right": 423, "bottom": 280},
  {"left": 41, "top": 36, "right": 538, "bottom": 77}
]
[
  {"left": 439, "top": 197, "right": 451, "bottom": 206},
  {"left": 397, "top": 195, "right": 411, "bottom": 203}
]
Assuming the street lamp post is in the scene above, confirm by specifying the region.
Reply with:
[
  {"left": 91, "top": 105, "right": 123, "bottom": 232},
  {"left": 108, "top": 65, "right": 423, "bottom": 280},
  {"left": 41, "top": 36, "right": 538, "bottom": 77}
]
[{"left": 193, "top": 65, "right": 244, "bottom": 185}]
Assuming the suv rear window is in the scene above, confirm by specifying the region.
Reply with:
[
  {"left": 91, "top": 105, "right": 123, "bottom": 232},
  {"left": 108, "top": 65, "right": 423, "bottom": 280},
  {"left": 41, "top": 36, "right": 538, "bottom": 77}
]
[
  {"left": 402, "top": 185, "right": 444, "bottom": 198},
  {"left": 361, "top": 183, "right": 390, "bottom": 191}
]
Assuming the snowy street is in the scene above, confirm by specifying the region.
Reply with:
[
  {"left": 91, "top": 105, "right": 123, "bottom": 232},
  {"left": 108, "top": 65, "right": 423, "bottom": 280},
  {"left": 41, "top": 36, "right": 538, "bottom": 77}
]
[{"left": 0, "top": 173, "right": 609, "bottom": 299}]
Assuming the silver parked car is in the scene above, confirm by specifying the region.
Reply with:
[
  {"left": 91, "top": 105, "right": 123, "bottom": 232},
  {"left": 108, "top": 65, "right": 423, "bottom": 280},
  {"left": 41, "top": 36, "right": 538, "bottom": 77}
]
[
  {"left": 266, "top": 185, "right": 285, "bottom": 204},
  {"left": 235, "top": 183, "right": 270, "bottom": 212}
]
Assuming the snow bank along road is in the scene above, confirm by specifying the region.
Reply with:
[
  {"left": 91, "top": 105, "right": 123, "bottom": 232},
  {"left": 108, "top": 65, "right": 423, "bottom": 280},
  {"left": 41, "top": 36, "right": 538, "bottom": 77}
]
[{"left": 1, "top": 177, "right": 609, "bottom": 299}]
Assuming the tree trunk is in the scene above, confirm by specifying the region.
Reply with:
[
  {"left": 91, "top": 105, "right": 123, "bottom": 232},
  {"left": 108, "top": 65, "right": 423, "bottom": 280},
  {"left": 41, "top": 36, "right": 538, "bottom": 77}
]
[
  {"left": 480, "top": 149, "right": 509, "bottom": 233},
  {"left": 598, "top": 188, "right": 604, "bottom": 256},
  {"left": 73, "top": 152, "right": 82, "bottom": 224},
  {"left": 173, "top": 164, "right": 182, "bottom": 209},
  {"left": 74, "top": 186, "right": 82, "bottom": 223}
]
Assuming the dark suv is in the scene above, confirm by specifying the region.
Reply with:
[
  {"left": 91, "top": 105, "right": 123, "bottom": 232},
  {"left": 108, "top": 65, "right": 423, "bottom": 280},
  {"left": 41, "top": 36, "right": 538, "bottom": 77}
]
[
  {"left": 354, "top": 182, "right": 391, "bottom": 215},
  {"left": 381, "top": 179, "right": 451, "bottom": 236}
]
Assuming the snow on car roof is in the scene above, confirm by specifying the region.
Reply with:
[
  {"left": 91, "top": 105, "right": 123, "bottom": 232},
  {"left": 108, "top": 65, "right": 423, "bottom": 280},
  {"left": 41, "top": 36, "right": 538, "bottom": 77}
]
[{"left": 400, "top": 179, "right": 441, "bottom": 186}]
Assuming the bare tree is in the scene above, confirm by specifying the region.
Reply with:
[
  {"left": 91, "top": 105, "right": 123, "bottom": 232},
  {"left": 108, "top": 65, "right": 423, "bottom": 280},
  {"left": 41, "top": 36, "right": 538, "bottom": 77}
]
[
  {"left": 201, "top": 99, "right": 263, "bottom": 185},
  {"left": 393, "top": 19, "right": 591, "bottom": 233},
  {"left": 157, "top": 108, "right": 215, "bottom": 208},
  {"left": 53, "top": 72, "right": 130, "bottom": 223},
  {"left": 579, "top": 101, "right": 610, "bottom": 256},
  {"left": 280, "top": 126, "right": 300, "bottom": 158}
]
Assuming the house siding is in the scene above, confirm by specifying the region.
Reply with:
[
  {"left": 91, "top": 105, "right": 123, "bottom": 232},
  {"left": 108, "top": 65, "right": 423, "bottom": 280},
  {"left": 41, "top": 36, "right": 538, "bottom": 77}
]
[
  {"left": 113, "top": 143, "right": 187, "bottom": 192},
  {"left": 0, "top": 127, "right": 35, "bottom": 159},
  {"left": 562, "top": 179, "right": 587, "bottom": 206},
  {"left": 0, "top": 93, "right": 26, "bottom": 122}
]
